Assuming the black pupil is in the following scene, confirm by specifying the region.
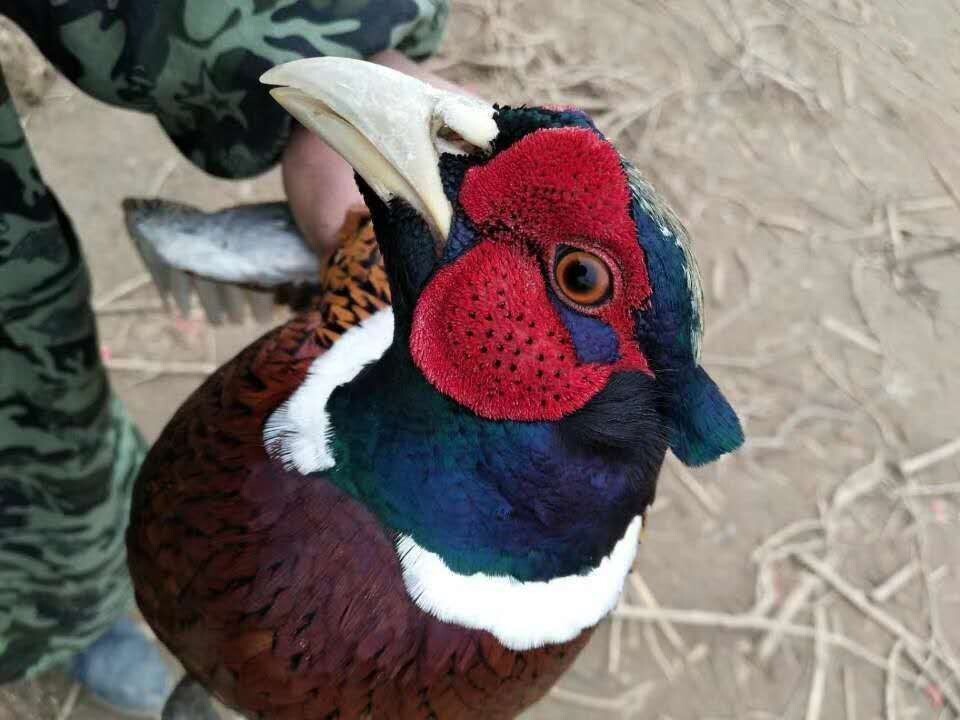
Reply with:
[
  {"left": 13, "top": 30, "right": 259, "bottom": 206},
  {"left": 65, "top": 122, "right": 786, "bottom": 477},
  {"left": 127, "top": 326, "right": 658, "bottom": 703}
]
[{"left": 563, "top": 257, "right": 599, "bottom": 296}]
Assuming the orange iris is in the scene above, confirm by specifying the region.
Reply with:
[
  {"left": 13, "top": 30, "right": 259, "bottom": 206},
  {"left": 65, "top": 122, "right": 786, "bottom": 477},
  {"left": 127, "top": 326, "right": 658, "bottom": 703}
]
[{"left": 554, "top": 248, "right": 612, "bottom": 308}]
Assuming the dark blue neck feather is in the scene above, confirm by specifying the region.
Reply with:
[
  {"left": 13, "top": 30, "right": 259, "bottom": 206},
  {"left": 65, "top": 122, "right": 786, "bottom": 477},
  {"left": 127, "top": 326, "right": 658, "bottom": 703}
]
[{"left": 326, "top": 346, "right": 658, "bottom": 582}]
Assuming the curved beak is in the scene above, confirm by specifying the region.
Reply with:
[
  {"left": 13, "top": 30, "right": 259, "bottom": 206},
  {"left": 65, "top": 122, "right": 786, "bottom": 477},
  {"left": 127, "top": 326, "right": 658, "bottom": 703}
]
[{"left": 261, "top": 58, "right": 498, "bottom": 242}]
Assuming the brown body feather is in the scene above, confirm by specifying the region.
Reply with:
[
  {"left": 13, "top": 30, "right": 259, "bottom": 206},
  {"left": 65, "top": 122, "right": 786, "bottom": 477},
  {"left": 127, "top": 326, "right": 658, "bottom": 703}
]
[{"left": 127, "top": 209, "right": 588, "bottom": 719}]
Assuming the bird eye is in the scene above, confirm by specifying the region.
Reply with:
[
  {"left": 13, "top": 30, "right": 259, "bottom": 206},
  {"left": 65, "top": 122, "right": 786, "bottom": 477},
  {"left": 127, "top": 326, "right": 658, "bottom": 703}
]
[{"left": 553, "top": 247, "right": 613, "bottom": 308}]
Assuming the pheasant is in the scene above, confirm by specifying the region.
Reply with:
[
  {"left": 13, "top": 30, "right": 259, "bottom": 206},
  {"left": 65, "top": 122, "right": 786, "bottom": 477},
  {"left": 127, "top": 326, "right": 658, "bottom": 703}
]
[{"left": 127, "top": 58, "right": 743, "bottom": 720}]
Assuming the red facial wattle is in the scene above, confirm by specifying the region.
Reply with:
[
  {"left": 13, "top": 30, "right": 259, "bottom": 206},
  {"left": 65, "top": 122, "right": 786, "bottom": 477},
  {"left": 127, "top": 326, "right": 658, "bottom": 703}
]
[{"left": 411, "top": 126, "right": 654, "bottom": 422}]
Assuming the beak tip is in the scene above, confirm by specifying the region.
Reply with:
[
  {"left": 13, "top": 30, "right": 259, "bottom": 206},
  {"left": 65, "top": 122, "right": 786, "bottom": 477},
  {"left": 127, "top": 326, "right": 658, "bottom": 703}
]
[
  {"left": 260, "top": 59, "right": 314, "bottom": 88},
  {"left": 259, "top": 66, "right": 282, "bottom": 86}
]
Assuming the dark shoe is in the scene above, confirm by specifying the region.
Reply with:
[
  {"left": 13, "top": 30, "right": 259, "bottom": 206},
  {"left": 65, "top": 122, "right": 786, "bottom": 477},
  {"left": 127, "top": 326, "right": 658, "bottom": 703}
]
[
  {"left": 71, "top": 617, "right": 172, "bottom": 718},
  {"left": 162, "top": 675, "right": 220, "bottom": 720}
]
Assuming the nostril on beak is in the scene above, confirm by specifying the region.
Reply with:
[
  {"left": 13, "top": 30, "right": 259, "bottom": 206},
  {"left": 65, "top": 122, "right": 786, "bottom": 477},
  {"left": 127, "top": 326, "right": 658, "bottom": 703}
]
[{"left": 435, "top": 126, "right": 482, "bottom": 156}]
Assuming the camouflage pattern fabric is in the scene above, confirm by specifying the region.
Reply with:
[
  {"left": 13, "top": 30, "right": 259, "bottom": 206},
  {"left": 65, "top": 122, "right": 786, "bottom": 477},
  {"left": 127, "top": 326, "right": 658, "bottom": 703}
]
[{"left": 0, "top": 0, "right": 448, "bottom": 683}]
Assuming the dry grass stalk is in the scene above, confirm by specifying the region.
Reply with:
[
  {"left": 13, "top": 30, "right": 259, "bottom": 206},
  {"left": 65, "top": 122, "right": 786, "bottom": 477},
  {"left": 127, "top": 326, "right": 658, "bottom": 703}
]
[
  {"left": 665, "top": 454, "right": 725, "bottom": 518},
  {"left": 779, "top": 406, "right": 855, "bottom": 443},
  {"left": 795, "top": 553, "right": 960, "bottom": 715},
  {"left": 885, "top": 203, "right": 906, "bottom": 289},
  {"left": 843, "top": 663, "right": 858, "bottom": 720},
  {"left": 602, "top": 84, "right": 689, "bottom": 141},
  {"left": 702, "top": 348, "right": 804, "bottom": 372},
  {"left": 795, "top": 553, "right": 925, "bottom": 650},
  {"left": 756, "top": 572, "right": 823, "bottom": 664},
  {"left": 908, "top": 651, "right": 960, "bottom": 720},
  {"left": 899, "top": 437, "right": 960, "bottom": 477},
  {"left": 759, "top": 214, "right": 810, "bottom": 235},
  {"left": 149, "top": 156, "right": 179, "bottom": 195},
  {"left": 810, "top": 340, "right": 901, "bottom": 447},
  {"left": 897, "top": 220, "right": 959, "bottom": 241},
  {"left": 686, "top": 643, "right": 709, "bottom": 664},
  {"left": 870, "top": 561, "right": 921, "bottom": 603},
  {"left": 54, "top": 682, "right": 81, "bottom": 720},
  {"left": 95, "top": 300, "right": 167, "bottom": 315},
  {"left": 643, "top": 621, "right": 680, "bottom": 681},
  {"left": 92, "top": 272, "right": 153, "bottom": 311},
  {"left": 751, "top": 563, "right": 778, "bottom": 619},
  {"left": 838, "top": 53, "right": 856, "bottom": 104},
  {"left": 896, "top": 482, "right": 960, "bottom": 498},
  {"left": 898, "top": 478, "right": 960, "bottom": 695},
  {"left": 805, "top": 604, "right": 829, "bottom": 720},
  {"left": 106, "top": 357, "right": 217, "bottom": 376},
  {"left": 820, "top": 314, "right": 883, "bottom": 355},
  {"left": 712, "top": 256, "right": 727, "bottom": 304},
  {"left": 885, "top": 640, "right": 904, "bottom": 720},
  {"left": 834, "top": 612, "right": 859, "bottom": 720},
  {"left": 752, "top": 518, "right": 823, "bottom": 563},
  {"left": 830, "top": 219, "right": 885, "bottom": 242},
  {"left": 831, "top": 455, "right": 886, "bottom": 512},
  {"left": 758, "top": 539, "right": 827, "bottom": 565},
  {"left": 608, "top": 615, "right": 623, "bottom": 675},
  {"left": 629, "top": 574, "right": 688, "bottom": 653},
  {"left": 733, "top": 247, "right": 756, "bottom": 301},
  {"left": 549, "top": 682, "right": 655, "bottom": 714},
  {"left": 809, "top": 339, "right": 858, "bottom": 398},
  {"left": 614, "top": 603, "right": 920, "bottom": 684},
  {"left": 897, "top": 242, "right": 960, "bottom": 269},
  {"left": 929, "top": 161, "right": 960, "bottom": 212},
  {"left": 899, "top": 196, "right": 957, "bottom": 214}
]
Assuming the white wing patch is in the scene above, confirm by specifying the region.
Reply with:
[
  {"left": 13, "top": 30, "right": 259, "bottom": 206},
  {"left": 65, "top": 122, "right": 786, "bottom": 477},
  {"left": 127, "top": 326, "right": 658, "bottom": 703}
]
[
  {"left": 263, "top": 308, "right": 395, "bottom": 474},
  {"left": 396, "top": 516, "right": 643, "bottom": 651}
]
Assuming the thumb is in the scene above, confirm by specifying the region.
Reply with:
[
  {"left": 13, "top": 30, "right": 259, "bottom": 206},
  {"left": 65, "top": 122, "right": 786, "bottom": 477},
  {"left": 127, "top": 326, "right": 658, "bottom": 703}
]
[{"left": 282, "top": 123, "right": 365, "bottom": 257}]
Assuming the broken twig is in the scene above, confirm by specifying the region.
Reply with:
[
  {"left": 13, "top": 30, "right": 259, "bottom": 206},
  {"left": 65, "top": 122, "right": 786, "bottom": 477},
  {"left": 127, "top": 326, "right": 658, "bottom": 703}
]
[
  {"left": 899, "top": 437, "right": 960, "bottom": 477},
  {"left": 805, "top": 604, "right": 829, "bottom": 720},
  {"left": 871, "top": 561, "right": 921, "bottom": 604}
]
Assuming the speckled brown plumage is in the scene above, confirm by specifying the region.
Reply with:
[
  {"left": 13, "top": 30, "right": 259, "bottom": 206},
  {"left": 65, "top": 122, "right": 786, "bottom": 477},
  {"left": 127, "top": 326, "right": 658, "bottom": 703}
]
[
  {"left": 311, "top": 207, "right": 391, "bottom": 347},
  {"left": 127, "top": 209, "right": 589, "bottom": 720}
]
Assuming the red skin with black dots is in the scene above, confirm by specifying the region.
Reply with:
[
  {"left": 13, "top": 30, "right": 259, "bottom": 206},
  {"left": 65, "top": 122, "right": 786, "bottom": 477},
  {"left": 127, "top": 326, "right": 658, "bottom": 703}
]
[{"left": 411, "top": 127, "right": 654, "bottom": 422}]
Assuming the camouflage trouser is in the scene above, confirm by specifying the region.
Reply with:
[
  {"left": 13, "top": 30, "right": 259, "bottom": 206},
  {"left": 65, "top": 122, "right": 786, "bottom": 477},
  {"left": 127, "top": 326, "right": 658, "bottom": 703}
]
[
  {"left": 0, "top": 68, "right": 146, "bottom": 682},
  {"left": 0, "top": 0, "right": 448, "bottom": 683}
]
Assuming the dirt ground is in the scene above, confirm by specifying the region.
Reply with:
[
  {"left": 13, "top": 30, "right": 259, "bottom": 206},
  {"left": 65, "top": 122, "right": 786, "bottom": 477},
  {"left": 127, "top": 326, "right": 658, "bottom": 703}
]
[{"left": 2, "top": 1, "right": 960, "bottom": 719}]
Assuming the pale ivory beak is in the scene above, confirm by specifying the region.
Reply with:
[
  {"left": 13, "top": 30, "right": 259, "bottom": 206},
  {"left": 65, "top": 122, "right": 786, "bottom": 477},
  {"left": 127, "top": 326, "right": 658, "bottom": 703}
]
[{"left": 261, "top": 58, "right": 499, "bottom": 241}]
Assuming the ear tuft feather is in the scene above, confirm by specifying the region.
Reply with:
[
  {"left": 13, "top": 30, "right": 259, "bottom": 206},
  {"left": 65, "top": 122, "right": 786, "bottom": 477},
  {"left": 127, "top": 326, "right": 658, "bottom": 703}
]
[{"left": 670, "top": 365, "right": 744, "bottom": 466}]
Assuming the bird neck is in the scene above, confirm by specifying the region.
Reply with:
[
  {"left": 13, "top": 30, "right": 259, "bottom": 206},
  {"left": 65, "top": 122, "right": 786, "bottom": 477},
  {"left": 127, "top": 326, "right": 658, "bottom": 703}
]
[{"left": 325, "top": 343, "right": 644, "bottom": 583}]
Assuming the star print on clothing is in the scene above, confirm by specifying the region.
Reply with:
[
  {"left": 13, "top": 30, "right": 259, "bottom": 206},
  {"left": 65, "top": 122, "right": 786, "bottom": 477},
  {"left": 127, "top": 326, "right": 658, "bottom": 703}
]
[{"left": 177, "top": 63, "right": 249, "bottom": 129}]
